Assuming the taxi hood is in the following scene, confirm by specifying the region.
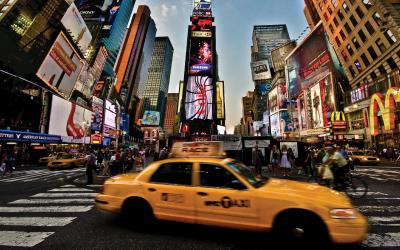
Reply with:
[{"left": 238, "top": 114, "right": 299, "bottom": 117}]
[
  {"left": 107, "top": 172, "right": 141, "bottom": 183},
  {"left": 260, "top": 178, "right": 351, "bottom": 206}
]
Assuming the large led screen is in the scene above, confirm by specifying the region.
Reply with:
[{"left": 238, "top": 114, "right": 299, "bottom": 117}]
[
  {"left": 251, "top": 60, "right": 271, "bottom": 81},
  {"left": 91, "top": 96, "right": 103, "bottom": 132},
  {"left": 270, "top": 113, "right": 280, "bottom": 137},
  {"left": 142, "top": 111, "right": 160, "bottom": 126},
  {"left": 61, "top": 3, "right": 92, "bottom": 54},
  {"left": 191, "top": 16, "right": 213, "bottom": 31},
  {"left": 103, "top": 100, "right": 116, "bottom": 138},
  {"left": 310, "top": 83, "right": 323, "bottom": 129},
  {"left": 36, "top": 32, "right": 84, "bottom": 98},
  {"left": 49, "top": 95, "right": 91, "bottom": 143},
  {"left": 185, "top": 76, "right": 213, "bottom": 120},
  {"left": 189, "top": 38, "right": 213, "bottom": 76}
]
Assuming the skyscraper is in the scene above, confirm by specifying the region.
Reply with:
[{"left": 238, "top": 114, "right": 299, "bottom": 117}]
[
  {"left": 164, "top": 93, "right": 179, "bottom": 135},
  {"left": 142, "top": 37, "right": 174, "bottom": 127}
]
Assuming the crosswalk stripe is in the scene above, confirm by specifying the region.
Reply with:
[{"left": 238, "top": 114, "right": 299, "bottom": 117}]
[
  {"left": 0, "top": 169, "right": 83, "bottom": 183},
  {"left": 0, "top": 231, "right": 54, "bottom": 247},
  {"left": 0, "top": 206, "right": 93, "bottom": 213},
  {"left": 363, "top": 233, "right": 400, "bottom": 247},
  {"left": 48, "top": 188, "right": 92, "bottom": 192},
  {"left": 364, "top": 197, "right": 400, "bottom": 200},
  {"left": 1, "top": 172, "right": 59, "bottom": 182},
  {"left": 0, "top": 217, "right": 75, "bottom": 226},
  {"left": 366, "top": 192, "right": 389, "bottom": 196},
  {"left": 61, "top": 185, "right": 76, "bottom": 187},
  {"left": 369, "top": 216, "right": 400, "bottom": 223},
  {"left": 358, "top": 206, "right": 400, "bottom": 213},
  {"left": 31, "top": 193, "right": 97, "bottom": 198},
  {"left": 9, "top": 199, "right": 94, "bottom": 204}
]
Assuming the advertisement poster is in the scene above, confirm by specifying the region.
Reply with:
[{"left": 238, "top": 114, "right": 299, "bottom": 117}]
[
  {"left": 61, "top": 3, "right": 92, "bottom": 54},
  {"left": 49, "top": 95, "right": 91, "bottom": 144},
  {"left": 36, "top": 32, "right": 84, "bottom": 98},
  {"left": 280, "top": 111, "right": 292, "bottom": 133},
  {"left": 251, "top": 60, "right": 271, "bottom": 81},
  {"left": 211, "top": 135, "right": 242, "bottom": 151},
  {"left": 277, "top": 83, "right": 288, "bottom": 109},
  {"left": 91, "top": 96, "right": 103, "bottom": 131},
  {"left": 310, "top": 83, "right": 323, "bottom": 129},
  {"left": 268, "top": 86, "right": 278, "bottom": 114},
  {"left": 298, "top": 94, "right": 307, "bottom": 130},
  {"left": 185, "top": 76, "right": 213, "bottom": 120},
  {"left": 189, "top": 38, "right": 213, "bottom": 76},
  {"left": 91, "top": 46, "right": 108, "bottom": 84},
  {"left": 75, "top": 63, "right": 95, "bottom": 97},
  {"left": 319, "top": 75, "right": 335, "bottom": 127},
  {"left": 103, "top": 100, "right": 116, "bottom": 138},
  {"left": 142, "top": 111, "right": 160, "bottom": 126},
  {"left": 216, "top": 81, "right": 225, "bottom": 119},
  {"left": 192, "top": 0, "right": 212, "bottom": 17},
  {"left": 270, "top": 113, "right": 280, "bottom": 137}
]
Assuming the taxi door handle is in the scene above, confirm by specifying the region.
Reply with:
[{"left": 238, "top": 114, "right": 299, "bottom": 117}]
[
  {"left": 148, "top": 188, "right": 156, "bottom": 192},
  {"left": 197, "top": 192, "right": 208, "bottom": 196}
]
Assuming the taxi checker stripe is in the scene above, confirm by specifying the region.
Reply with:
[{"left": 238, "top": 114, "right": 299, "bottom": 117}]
[
  {"left": 31, "top": 193, "right": 97, "bottom": 198},
  {"left": 9, "top": 199, "right": 94, "bottom": 204},
  {"left": 0, "top": 206, "right": 93, "bottom": 212},
  {"left": 0, "top": 231, "right": 54, "bottom": 247},
  {"left": 0, "top": 217, "right": 76, "bottom": 226}
]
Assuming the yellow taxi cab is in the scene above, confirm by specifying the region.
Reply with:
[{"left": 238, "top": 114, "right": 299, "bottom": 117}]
[
  {"left": 47, "top": 152, "right": 87, "bottom": 170},
  {"left": 96, "top": 142, "right": 368, "bottom": 246},
  {"left": 38, "top": 152, "right": 63, "bottom": 166},
  {"left": 348, "top": 151, "right": 380, "bottom": 165}
]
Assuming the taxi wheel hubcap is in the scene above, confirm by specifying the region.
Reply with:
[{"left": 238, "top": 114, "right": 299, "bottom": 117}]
[{"left": 292, "top": 227, "right": 305, "bottom": 238}]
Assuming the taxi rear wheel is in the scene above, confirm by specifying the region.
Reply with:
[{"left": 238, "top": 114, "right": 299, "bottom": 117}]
[{"left": 121, "top": 198, "right": 154, "bottom": 229}]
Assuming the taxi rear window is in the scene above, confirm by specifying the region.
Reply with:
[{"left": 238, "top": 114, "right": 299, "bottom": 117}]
[{"left": 150, "top": 163, "right": 192, "bottom": 185}]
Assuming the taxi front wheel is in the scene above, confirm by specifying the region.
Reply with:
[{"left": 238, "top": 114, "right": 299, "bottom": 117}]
[{"left": 121, "top": 197, "right": 154, "bottom": 229}]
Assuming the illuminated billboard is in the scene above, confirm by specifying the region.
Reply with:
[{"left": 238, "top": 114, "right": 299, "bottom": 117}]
[
  {"left": 91, "top": 46, "right": 108, "bottom": 84},
  {"left": 270, "top": 113, "right": 280, "bottom": 137},
  {"left": 189, "top": 38, "right": 213, "bottom": 76},
  {"left": 103, "top": 100, "right": 116, "bottom": 138},
  {"left": 142, "top": 111, "right": 161, "bottom": 126},
  {"left": 75, "top": 63, "right": 95, "bottom": 97},
  {"left": 61, "top": 3, "right": 92, "bottom": 54},
  {"left": 91, "top": 96, "right": 103, "bottom": 132},
  {"left": 320, "top": 74, "right": 335, "bottom": 127},
  {"left": 310, "top": 83, "right": 323, "bottom": 129},
  {"left": 49, "top": 95, "right": 91, "bottom": 143},
  {"left": 185, "top": 76, "right": 213, "bottom": 120},
  {"left": 216, "top": 81, "right": 225, "bottom": 119},
  {"left": 36, "top": 32, "right": 84, "bottom": 98},
  {"left": 251, "top": 60, "right": 271, "bottom": 81},
  {"left": 192, "top": 0, "right": 212, "bottom": 17},
  {"left": 191, "top": 16, "right": 213, "bottom": 31}
]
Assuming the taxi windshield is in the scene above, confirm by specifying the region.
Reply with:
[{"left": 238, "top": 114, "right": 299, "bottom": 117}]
[{"left": 226, "top": 160, "right": 268, "bottom": 188}]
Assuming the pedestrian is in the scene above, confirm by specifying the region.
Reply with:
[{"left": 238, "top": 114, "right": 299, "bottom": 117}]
[
  {"left": 86, "top": 150, "right": 96, "bottom": 185},
  {"left": 252, "top": 146, "right": 263, "bottom": 177},
  {"left": 159, "top": 147, "right": 168, "bottom": 160},
  {"left": 270, "top": 145, "right": 280, "bottom": 176},
  {"left": 287, "top": 148, "right": 296, "bottom": 169},
  {"left": 280, "top": 145, "right": 291, "bottom": 177},
  {"left": 102, "top": 148, "right": 111, "bottom": 176},
  {"left": 134, "top": 152, "right": 144, "bottom": 172}
]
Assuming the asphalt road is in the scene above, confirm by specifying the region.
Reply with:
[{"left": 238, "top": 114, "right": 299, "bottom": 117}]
[{"left": 0, "top": 164, "right": 399, "bottom": 249}]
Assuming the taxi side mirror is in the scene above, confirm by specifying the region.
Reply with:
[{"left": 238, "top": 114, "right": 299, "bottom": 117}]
[{"left": 230, "top": 180, "right": 247, "bottom": 190}]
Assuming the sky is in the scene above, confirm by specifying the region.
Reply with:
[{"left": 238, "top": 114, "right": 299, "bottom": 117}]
[{"left": 132, "top": 0, "right": 309, "bottom": 133}]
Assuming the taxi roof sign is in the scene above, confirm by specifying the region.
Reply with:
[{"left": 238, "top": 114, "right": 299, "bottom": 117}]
[{"left": 170, "top": 141, "right": 226, "bottom": 158}]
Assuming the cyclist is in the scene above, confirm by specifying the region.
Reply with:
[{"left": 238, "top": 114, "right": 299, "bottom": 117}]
[{"left": 323, "top": 146, "right": 350, "bottom": 189}]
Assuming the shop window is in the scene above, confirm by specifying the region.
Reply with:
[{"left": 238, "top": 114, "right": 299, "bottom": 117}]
[
  {"left": 387, "top": 57, "right": 397, "bottom": 70},
  {"left": 344, "top": 22, "right": 351, "bottom": 34},
  {"left": 365, "top": 21, "right": 375, "bottom": 35},
  {"left": 340, "top": 30, "right": 346, "bottom": 40},
  {"left": 352, "top": 37, "right": 361, "bottom": 49},
  {"left": 347, "top": 44, "right": 354, "bottom": 56},
  {"left": 358, "top": 29, "right": 367, "bottom": 43},
  {"left": 333, "top": 17, "right": 339, "bottom": 27},
  {"left": 355, "top": 7, "right": 364, "bottom": 19},
  {"left": 355, "top": 60, "right": 363, "bottom": 72},
  {"left": 385, "top": 30, "right": 397, "bottom": 45},
  {"left": 341, "top": 50, "right": 349, "bottom": 61},
  {"left": 343, "top": 2, "right": 349, "bottom": 12},
  {"left": 349, "top": 65, "right": 357, "bottom": 77},
  {"left": 350, "top": 15, "right": 358, "bottom": 27},
  {"left": 361, "top": 53, "right": 370, "bottom": 67},
  {"left": 368, "top": 46, "right": 378, "bottom": 60},
  {"left": 335, "top": 36, "right": 341, "bottom": 47},
  {"left": 376, "top": 38, "right": 387, "bottom": 53}
]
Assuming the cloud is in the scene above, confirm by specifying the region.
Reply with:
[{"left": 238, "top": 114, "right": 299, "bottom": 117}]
[{"left": 161, "top": 4, "right": 178, "bottom": 17}]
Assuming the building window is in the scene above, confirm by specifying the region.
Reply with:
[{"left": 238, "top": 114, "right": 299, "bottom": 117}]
[
  {"left": 331, "top": 0, "right": 338, "bottom": 8},
  {"left": 375, "top": 38, "right": 387, "bottom": 53},
  {"left": 387, "top": 57, "right": 397, "bottom": 70},
  {"left": 354, "top": 60, "right": 363, "bottom": 72},
  {"left": 368, "top": 46, "right": 378, "bottom": 60},
  {"left": 335, "top": 36, "right": 341, "bottom": 47},
  {"left": 365, "top": 21, "right": 375, "bottom": 35},
  {"left": 341, "top": 50, "right": 349, "bottom": 61},
  {"left": 378, "top": 65, "right": 386, "bottom": 75},
  {"left": 344, "top": 23, "right": 351, "bottom": 34},
  {"left": 347, "top": 44, "right": 354, "bottom": 55},
  {"left": 349, "top": 15, "right": 358, "bottom": 27},
  {"left": 1, "top": 5, "right": 8, "bottom": 11},
  {"left": 371, "top": 72, "right": 377, "bottom": 79},
  {"left": 337, "top": 9, "right": 344, "bottom": 20},
  {"left": 319, "top": 2, "right": 324, "bottom": 11},
  {"left": 349, "top": 65, "right": 356, "bottom": 77},
  {"left": 361, "top": 53, "right": 370, "bottom": 67},
  {"left": 323, "top": 12, "right": 329, "bottom": 21},
  {"left": 373, "top": 12, "right": 383, "bottom": 26},
  {"left": 353, "top": 38, "right": 361, "bottom": 49},
  {"left": 327, "top": 6, "right": 333, "bottom": 14},
  {"left": 355, "top": 7, "right": 364, "bottom": 19},
  {"left": 329, "top": 24, "right": 334, "bottom": 33},
  {"left": 384, "top": 30, "right": 397, "bottom": 45},
  {"left": 343, "top": 2, "right": 349, "bottom": 13},
  {"left": 358, "top": 29, "right": 367, "bottom": 43},
  {"left": 333, "top": 17, "right": 339, "bottom": 27},
  {"left": 340, "top": 30, "right": 346, "bottom": 40},
  {"left": 362, "top": 0, "right": 373, "bottom": 9}
]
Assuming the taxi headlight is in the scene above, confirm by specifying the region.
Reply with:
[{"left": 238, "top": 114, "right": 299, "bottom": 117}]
[
  {"left": 377, "top": 158, "right": 380, "bottom": 161},
  {"left": 362, "top": 157, "right": 368, "bottom": 160},
  {"left": 349, "top": 157, "right": 353, "bottom": 161},
  {"left": 330, "top": 209, "right": 357, "bottom": 219}
]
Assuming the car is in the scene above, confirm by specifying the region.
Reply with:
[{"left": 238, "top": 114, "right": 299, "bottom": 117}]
[
  {"left": 348, "top": 151, "right": 380, "bottom": 165},
  {"left": 47, "top": 152, "right": 87, "bottom": 170},
  {"left": 96, "top": 142, "right": 368, "bottom": 246},
  {"left": 38, "top": 152, "right": 63, "bottom": 166}
]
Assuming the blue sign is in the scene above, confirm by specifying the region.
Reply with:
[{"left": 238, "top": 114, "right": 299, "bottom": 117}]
[{"left": 0, "top": 130, "right": 61, "bottom": 144}]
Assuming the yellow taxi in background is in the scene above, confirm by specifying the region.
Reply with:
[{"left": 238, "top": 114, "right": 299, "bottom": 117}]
[
  {"left": 348, "top": 151, "right": 380, "bottom": 165},
  {"left": 38, "top": 152, "right": 63, "bottom": 166},
  {"left": 96, "top": 142, "right": 368, "bottom": 247},
  {"left": 48, "top": 153, "right": 87, "bottom": 170}
]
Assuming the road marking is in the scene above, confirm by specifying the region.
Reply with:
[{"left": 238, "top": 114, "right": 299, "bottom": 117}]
[
  {"left": 9, "top": 199, "right": 94, "bottom": 204},
  {"left": 364, "top": 233, "right": 400, "bottom": 247},
  {"left": 86, "top": 184, "right": 103, "bottom": 188},
  {"left": 369, "top": 216, "right": 400, "bottom": 223},
  {"left": 0, "top": 231, "right": 54, "bottom": 247},
  {"left": 366, "top": 192, "right": 389, "bottom": 196},
  {"left": 364, "top": 197, "right": 400, "bottom": 200},
  {"left": 0, "top": 169, "right": 84, "bottom": 183},
  {"left": 48, "top": 188, "right": 92, "bottom": 192},
  {"left": 0, "top": 217, "right": 75, "bottom": 226},
  {"left": 0, "top": 206, "right": 93, "bottom": 213},
  {"left": 31, "top": 193, "right": 97, "bottom": 198},
  {"left": 61, "top": 185, "right": 76, "bottom": 187},
  {"left": 358, "top": 206, "right": 400, "bottom": 213}
]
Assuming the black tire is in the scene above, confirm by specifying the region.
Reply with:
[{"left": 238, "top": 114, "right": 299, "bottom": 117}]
[
  {"left": 354, "top": 159, "right": 361, "bottom": 165},
  {"left": 345, "top": 176, "right": 368, "bottom": 199},
  {"left": 121, "top": 198, "right": 154, "bottom": 230},
  {"left": 70, "top": 163, "right": 75, "bottom": 169},
  {"left": 273, "top": 211, "right": 330, "bottom": 249}
]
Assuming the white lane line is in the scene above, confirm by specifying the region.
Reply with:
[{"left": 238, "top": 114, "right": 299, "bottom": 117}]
[
  {"left": 2, "top": 171, "right": 67, "bottom": 183},
  {"left": 367, "top": 192, "right": 389, "bottom": 196},
  {"left": 61, "top": 185, "right": 76, "bottom": 187},
  {"left": 23, "top": 172, "right": 81, "bottom": 182},
  {"left": 48, "top": 188, "right": 92, "bottom": 192},
  {"left": 363, "top": 233, "right": 400, "bottom": 247},
  {"left": 369, "top": 216, "right": 400, "bottom": 223},
  {"left": 31, "top": 193, "right": 97, "bottom": 198},
  {"left": 0, "top": 231, "right": 54, "bottom": 247},
  {"left": 358, "top": 206, "right": 400, "bottom": 213},
  {"left": 9, "top": 199, "right": 94, "bottom": 204},
  {"left": 0, "top": 206, "right": 93, "bottom": 213},
  {"left": 0, "top": 217, "right": 75, "bottom": 226},
  {"left": 365, "top": 197, "right": 400, "bottom": 200}
]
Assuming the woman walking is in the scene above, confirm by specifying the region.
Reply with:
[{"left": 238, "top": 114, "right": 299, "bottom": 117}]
[
  {"left": 280, "top": 145, "right": 292, "bottom": 177},
  {"left": 270, "top": 145, "right": 280, "bottom": 176}
]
